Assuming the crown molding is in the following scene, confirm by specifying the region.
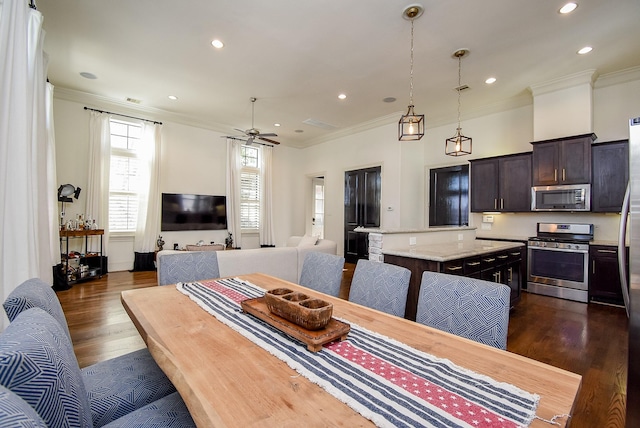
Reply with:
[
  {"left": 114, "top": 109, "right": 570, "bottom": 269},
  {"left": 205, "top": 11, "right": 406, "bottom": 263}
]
[
  {"left": 593, "top": 65, "right": 640, "bottom": 89},
  {"left": 528, "top": 70, "right": 598, "bottom": 96}
]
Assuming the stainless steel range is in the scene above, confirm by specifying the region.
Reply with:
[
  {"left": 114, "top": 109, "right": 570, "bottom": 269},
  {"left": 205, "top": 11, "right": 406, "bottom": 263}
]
[{"left": 527, "top": 222, "right": 593, "bottom": 303}]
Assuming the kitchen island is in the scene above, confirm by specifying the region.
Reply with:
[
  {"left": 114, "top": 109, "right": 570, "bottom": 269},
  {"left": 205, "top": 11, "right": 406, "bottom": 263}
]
[{"left": 382, "top": 240, "right": 525, "bottom": 320}]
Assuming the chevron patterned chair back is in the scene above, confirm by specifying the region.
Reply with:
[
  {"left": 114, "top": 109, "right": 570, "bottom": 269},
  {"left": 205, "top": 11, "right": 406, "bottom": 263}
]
[
  {"left": 416, "top": 271, "right": 511, "bottom": 350},
  {"left": 0, "top": 308, "right": 196, "bottom": 427},
  {"left": 0, "top": 384, "right": 47, "bottom": 427},
  {"left": 299, "top": 252, "right": 345, "bottom": 297},
  {"left": 348, "top": 259, "right": 411, "bottom": 317},
  {"left": 3, "top": 279, "right": 179, "bottom": 426},
  {"left": 157, "top": 251, "right": 220, "bottom": 286}
]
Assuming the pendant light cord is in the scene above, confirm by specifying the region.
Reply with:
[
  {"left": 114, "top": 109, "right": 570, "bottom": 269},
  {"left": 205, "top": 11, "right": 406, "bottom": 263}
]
[
  {"left": 457, "top": 53, "right": 462, "bottom": 130},
  {"left": 409, "top": 18, "right": 415, "bottom": 106}
]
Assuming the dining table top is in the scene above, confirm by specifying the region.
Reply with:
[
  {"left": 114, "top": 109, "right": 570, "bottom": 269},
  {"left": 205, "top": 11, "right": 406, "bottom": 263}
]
[{"left": 121, "top": 273, "right": 581, "bottom": 428}]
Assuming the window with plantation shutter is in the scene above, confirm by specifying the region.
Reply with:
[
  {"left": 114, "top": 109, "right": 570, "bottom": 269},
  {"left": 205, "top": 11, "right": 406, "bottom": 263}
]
[
  {"left": 240, "top": 146, "right": 260, "bottom": 231},
  {"left": 109, "top": 119, "right": 143, "bottom": 233}
]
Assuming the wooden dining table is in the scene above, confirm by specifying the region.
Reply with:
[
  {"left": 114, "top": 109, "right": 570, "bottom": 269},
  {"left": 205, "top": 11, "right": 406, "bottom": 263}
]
[{"left": 121, "top": 273, "right": 581, "bottom": 427}]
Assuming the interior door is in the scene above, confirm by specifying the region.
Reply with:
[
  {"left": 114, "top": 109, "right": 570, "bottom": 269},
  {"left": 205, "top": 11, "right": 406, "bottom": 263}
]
[
  {"left": 344, "top": 166, "right": 381, "bottom": 263},
  {"left": 429, "top": 165, "right": 469, "bottom": 226}
]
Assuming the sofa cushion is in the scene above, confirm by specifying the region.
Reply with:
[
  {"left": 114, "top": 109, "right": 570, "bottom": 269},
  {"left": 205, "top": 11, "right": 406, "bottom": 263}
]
[
  {"left": 0, "top": 308, "right": 92, "bottom": 427},
  {"left": 297, "top": 235, "right": 318, "bottom": 246},
  {"left": 0, "top": 384, "right": 47, "bottom": 427},
  {"left": 217, "top": 247, "right": 299, "bottom": 283}
]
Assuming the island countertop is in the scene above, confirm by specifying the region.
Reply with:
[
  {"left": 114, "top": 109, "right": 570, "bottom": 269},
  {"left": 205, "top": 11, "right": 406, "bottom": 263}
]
[{"left": 382, "top": 239, "right": 524, "bottom": 262}]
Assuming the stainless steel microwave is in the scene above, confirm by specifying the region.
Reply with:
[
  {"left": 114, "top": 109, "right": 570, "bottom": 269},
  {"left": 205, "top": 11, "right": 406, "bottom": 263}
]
[{"left": 531, "top": 184, "right": 591, "bottom": 211}]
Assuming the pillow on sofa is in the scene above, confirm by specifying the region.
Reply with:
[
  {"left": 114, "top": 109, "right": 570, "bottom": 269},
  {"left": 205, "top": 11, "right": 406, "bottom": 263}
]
[{"left": 297, "top": 235, "right": 318, "bottom": 247}]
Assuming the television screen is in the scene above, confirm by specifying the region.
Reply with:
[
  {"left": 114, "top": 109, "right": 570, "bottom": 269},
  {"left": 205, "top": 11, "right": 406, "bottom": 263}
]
[{"left": 161, "top": 193, "right": 227, "bottom": 231}]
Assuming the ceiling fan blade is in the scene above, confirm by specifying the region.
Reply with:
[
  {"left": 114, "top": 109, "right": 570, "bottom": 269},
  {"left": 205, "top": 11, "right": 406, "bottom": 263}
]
[
  {"left": 234, "top": 128, "right": 247, "bottom": 134},
  {"left": 258, "top": 136, "right": 280, "bottom": 145},
  {"left": 257, "top": 133, "right": 277, "bottom": 137}
]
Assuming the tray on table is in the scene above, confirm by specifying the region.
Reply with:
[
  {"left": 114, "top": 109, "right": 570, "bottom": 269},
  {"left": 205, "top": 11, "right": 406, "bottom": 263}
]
[{"left": 241, "top": 296, "right": 350, "bottom": 352}]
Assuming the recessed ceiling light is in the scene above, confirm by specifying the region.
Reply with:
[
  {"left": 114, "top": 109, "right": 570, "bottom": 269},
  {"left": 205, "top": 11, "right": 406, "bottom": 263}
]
[
  {"left": 382, "top": 97, "right": 397, "bottom": 103},
  {"left": 338, "top": 93, "right": 347, "bottom": 100},
  {"left": 79, "top": 72, "right": 97, "bottom": 79},
  {"left": 211, "top": 39, "right": 224, "bottom": 49},
  {"left": 559, "top": 2, "right": 578, "bottom": 14},
  {"left": 485, "top": 77, "right": 497, "bottom": 84},
  {"left": 274, "top": 123, "right": 281, "bottom": 127},
  {"left": 168, "top": 95, "right": 178, "bottom": 100},
  {"left": 295, "top": 129, "right": 304, "bottom": 133},
  {"left": 577, "top": 46, "right": 592, "bottom": 55}
]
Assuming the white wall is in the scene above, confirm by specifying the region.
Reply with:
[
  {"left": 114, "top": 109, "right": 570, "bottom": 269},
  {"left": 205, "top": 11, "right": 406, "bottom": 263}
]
[{"left": 52, "top": 69, "right": 640, "bottom": 270}]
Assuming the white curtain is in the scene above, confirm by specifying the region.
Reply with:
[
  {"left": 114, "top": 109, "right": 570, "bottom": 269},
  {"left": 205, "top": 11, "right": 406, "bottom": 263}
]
[
  {"left": 260, "top": 145, "right": 275, "bottom": 246},
  {"left": 0, "top": 0, "right": 57, "bottom": 329},
  {"left": 134, "top": 122, "right": 162, "bottom": 253},
  {"left": 87, "top": 111, "right": 111, "bottom": 256},
  {"left": 226, "top": 139, "right": 243, "bottom": 249}
]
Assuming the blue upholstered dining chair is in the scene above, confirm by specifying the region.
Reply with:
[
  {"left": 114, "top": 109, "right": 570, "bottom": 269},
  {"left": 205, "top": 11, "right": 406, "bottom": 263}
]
[
  {"left": 0, "top": 308, "right": 195, "bottom": 427},
  {"left": 298, "top": 252, "right": 345, "bottom": 297},
  {"left": 0, "top": 384, "right": 47, "bottom": 427},
  {"left": 416, "top": 271, "right": 511, "bottom": 350},
  {"left": 157, "top": 251, "right": 220, "bottom": 286},
  {"left": 348, "top": 259, "right": 411, "bottom": 317},
  {"left": 3, "top": 278, "right": 178, "bottom": 427}
]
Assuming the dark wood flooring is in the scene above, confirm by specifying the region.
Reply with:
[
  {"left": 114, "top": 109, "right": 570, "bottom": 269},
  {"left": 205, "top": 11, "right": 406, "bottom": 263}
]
[{"left": 56, "top": 264, "right": 628, "bottom": 428}]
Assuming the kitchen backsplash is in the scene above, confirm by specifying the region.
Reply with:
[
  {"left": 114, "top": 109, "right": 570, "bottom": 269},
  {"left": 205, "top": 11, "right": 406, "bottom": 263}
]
[{"left": 470, "top": 211, "right": 624, "bottom": 243}]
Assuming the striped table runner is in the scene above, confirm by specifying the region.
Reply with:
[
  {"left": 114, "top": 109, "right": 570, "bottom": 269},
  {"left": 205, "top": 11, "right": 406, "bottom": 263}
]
[{"left": 178, "top": 278, "right": 540, "bottom": 428}]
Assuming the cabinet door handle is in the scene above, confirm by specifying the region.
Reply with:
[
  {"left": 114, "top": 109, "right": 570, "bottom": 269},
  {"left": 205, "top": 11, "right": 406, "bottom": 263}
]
[
  {"left": 562, "top": 168, "right": 566, "bottom": 182},
  {"left": 554, "top": 169, "right": 557, "bottom": 182},
  {"left": 510, "top": 252, "right": 521, "bottom": 256},
  {"left": 500, "top": 198, "right": 504, "bottom": 210},
  {"left": 508, "top": 267, "right": 513, "bottom": 282},
  {"left": 446, "top": 265, "right": 463, "bottom": 271},
  {"left": 494, "top": 199, "right": 498, "bottom": 210},
  {"left": 497, "top": 255, "right": 509, "bottom": 260},
  {"left": 483, "top": 257, "right": 496, "bottom": 263},
  {"left": 466, "top": 261, "right": 481, "bottom": 266},
  {"left": 592, "top": 260, "right": 595, "bottom": 274},
  {"left": 597, "top": 249, "right": 617, "bottom": 254}
]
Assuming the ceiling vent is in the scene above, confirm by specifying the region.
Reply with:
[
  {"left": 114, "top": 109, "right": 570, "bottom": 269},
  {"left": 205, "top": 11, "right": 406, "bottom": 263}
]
[
  {"left": 454, "top": 85, "right": 470, "bottom": 92},
  {"left": 126, "top": 97, "right": 141, "bottom": 104},
  {"left": 302, "top": 118, "right": 338, "bottom": 130}
]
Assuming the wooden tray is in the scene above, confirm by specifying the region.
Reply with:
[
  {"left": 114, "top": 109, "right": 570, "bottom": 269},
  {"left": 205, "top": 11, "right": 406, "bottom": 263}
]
[{"left": 241, "top": 297, "right": 350, "bottom": 352}]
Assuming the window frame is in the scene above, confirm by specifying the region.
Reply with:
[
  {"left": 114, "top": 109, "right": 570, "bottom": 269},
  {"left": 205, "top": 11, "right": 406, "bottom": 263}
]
[{"left": 239, "top": 145, "right": 261, "bottom": 232}]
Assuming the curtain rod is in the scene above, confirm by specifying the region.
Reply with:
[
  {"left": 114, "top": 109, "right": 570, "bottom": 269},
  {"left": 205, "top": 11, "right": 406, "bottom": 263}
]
[
  {"left": 83, "top": 107, "right": 163, "bottom": 125},
  {"left": 29, "top": 0, "right": 36, "bottom": 9}
]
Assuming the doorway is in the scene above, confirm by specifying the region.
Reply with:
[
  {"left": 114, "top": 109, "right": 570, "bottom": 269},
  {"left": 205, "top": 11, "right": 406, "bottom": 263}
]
[
  {"left": 344, "top": 166, "right": 381, "bottom": 263},
  {"left": 311, "top": 177, "right": 325, "bottom": 239}
]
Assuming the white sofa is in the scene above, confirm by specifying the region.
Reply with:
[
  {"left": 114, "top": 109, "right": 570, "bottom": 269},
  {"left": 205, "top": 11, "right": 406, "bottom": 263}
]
[{"left": 156, "top": 236, "right": 337, "bottom": 284}]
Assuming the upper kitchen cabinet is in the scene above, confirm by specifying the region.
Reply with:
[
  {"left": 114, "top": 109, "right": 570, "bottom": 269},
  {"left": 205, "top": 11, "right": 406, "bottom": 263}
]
[
  {"left": 470, "top": 152, "right": 532, "bottom": 212},
  {"left": 592, "top": 140, "right": 629, "bottom": 212},
  {"left": 531, "top": 133, "right": 596, "bottom": 186}
]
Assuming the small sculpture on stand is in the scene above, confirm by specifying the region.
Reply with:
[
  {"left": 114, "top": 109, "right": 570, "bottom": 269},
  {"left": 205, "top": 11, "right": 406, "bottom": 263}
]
[
  {"left": 157, "top": 235, "right": 165, "bottom": 251},
  {"left": 225, "top": 232, "right": 233, "bottom": 250}
]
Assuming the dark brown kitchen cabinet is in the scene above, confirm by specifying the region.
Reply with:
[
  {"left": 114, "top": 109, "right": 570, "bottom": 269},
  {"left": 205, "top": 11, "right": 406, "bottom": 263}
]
[
  {"left": 470, "top": 152, "right": 532, "bottom": 212},
  {"left": 384, "top": 246, "right": 523, "bottom": 320},
  {"left": 531, "top": 133, "right": 596, "bottom": 186},
  {"left": 591, "top": 140, "right": 629, "bottom": 213},
  {"left": 589, "top": 244, "right": 628, "bottom": 305}
]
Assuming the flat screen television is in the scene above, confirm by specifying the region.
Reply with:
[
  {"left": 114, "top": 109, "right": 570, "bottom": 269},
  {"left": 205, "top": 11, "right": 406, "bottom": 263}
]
[{"left": 161, "top": 193, "right": 227, "bottom": 231}]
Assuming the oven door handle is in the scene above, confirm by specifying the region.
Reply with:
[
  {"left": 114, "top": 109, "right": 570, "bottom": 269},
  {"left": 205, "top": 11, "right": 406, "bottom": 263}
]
[{"left": 528, "top": 246, "right": 588, "bottom": 254}]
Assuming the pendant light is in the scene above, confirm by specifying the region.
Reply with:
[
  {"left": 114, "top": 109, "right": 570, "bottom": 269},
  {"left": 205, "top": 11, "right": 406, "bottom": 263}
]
[
  {"left": 398, "top": 4, "right": 425, "bottom": 141},
  {"left": 445, "top": 49, "right": 472, "bottom": 156}
]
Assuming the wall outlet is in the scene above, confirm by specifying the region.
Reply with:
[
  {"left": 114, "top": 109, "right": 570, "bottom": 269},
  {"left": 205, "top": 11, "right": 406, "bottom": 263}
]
[
  {"left": 409, "top": 237, "right": 417, "bottom": 246},
  {"left": 458, "top": 233, "right": 464, "bottom": 241},
  {"left": 482, "top": 215, "right": 494, "bottom": 223}
]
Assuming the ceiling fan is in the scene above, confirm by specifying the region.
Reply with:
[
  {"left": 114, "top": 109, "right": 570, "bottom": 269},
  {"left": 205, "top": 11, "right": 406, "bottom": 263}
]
[{"left": 223, "top": 97, "right": 280, "bottom": 146}]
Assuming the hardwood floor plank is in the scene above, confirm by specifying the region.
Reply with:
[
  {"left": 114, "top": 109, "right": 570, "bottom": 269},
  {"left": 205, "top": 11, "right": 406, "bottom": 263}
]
[{"left": 56, "top": 265, "right": 627, "bottom": 427}]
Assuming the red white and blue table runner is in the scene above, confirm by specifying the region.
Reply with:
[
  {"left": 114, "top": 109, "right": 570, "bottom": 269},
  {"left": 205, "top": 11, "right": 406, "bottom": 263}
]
[{"left": 177, "top": 278, "right": 540, "bottom": 428}]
